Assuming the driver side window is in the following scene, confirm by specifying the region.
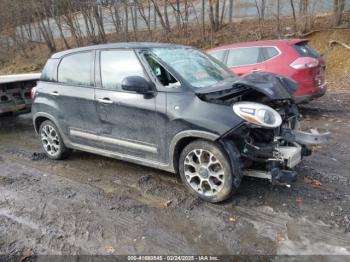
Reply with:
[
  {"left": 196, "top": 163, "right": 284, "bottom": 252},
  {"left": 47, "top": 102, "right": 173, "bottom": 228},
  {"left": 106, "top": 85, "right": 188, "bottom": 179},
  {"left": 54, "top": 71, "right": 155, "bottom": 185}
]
[{"left": 144, "top": 54, "right": 179, "bottom": 88}]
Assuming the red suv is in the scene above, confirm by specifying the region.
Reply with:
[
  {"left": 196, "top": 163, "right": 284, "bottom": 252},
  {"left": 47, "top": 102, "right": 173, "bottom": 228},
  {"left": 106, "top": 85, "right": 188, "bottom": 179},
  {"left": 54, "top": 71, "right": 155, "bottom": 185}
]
[{"left": 207, "top": 39, "right": 326, "bottom": 103}]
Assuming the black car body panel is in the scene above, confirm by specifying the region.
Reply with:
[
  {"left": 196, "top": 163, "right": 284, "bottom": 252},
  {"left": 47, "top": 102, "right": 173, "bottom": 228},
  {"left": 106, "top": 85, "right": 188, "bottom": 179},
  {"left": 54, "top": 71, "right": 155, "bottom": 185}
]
[{"left": 195, "top": 72, "right": 298, "bottom": 103}]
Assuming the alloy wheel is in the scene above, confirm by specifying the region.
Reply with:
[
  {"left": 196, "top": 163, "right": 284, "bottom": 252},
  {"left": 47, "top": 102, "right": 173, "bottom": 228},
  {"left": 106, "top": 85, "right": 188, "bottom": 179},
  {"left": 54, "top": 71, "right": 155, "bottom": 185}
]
[
  {"left": 184, "top": 149, "right": 225, "bottom": 197},
  {"left": 40, "top": 124, "right": 60, "bottom": 157}
]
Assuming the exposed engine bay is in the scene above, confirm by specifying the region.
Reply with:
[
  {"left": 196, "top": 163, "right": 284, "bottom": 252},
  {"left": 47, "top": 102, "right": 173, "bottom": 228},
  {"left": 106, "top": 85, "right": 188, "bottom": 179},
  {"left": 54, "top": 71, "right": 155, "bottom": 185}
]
[{"left": 197, "top": 72, "right": 331, "bottom": 186}]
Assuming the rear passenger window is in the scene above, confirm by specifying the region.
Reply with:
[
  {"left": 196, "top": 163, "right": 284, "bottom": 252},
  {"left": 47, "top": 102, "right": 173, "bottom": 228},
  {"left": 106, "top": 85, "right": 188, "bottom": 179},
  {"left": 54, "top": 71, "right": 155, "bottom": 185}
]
[
  {"left": 41, "top": 59, "right": 59, "bottom": 82},
  {"left": 209, "top": 50, "right": 226, "bottom": 62},
  {"left": 58, "top": 52, "right": 91, "bottom": 86},
  {"left": 227, "top": 47, "right": 260, "bottom": 67},
  {"left": 264, "top": 47, "right": 279, "bottom": 59},
  {"left": 100, "top": 50, "right": 145, "bottom": 90}
]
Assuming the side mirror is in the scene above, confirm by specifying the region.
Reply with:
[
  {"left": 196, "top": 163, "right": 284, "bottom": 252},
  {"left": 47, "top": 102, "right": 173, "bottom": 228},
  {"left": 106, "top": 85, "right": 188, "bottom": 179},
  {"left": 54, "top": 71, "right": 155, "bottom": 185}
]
[{"left": 121, "top": 76, "right": 152, "bottom": 94}]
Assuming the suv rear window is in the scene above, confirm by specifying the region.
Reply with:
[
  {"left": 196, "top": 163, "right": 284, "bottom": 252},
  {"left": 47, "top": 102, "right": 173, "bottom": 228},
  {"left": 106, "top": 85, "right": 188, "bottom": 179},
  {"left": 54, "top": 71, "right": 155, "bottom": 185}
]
[{"left": 293, "top": 43, "right": 320, "bottom": 58}]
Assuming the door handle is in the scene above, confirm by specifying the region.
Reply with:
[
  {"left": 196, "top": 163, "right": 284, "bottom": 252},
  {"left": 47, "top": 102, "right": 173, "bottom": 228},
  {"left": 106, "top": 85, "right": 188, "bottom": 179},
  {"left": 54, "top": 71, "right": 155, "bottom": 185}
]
[
  {"left": 51, "top": 91, "right": 59, "bottom": 96},
  {"left": 97, "top": 98, "right": 113, "bottom": 104}
]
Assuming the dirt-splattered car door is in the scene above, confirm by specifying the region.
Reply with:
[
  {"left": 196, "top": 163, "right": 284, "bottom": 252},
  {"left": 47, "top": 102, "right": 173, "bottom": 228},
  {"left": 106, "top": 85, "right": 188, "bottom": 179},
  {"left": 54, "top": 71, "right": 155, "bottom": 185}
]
[{"left": 94, "top": 49, "right": 159, "bottom": 161}]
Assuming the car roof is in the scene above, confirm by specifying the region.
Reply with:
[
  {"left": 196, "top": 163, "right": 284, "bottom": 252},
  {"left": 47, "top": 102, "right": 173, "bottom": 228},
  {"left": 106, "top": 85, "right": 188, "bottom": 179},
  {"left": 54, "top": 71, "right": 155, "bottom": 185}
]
[
  {"left": 207, "top": 39, "right": 307, "bottom": 52},
  {"left": 51, "top": 42, "right": 190, "bottom": 59}
]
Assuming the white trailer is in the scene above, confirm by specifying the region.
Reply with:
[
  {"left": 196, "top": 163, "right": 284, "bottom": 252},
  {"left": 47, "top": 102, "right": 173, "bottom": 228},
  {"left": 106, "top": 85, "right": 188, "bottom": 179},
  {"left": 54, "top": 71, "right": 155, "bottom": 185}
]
[{"left": 0, "top": 73, "right": 41, "bottom": 114}]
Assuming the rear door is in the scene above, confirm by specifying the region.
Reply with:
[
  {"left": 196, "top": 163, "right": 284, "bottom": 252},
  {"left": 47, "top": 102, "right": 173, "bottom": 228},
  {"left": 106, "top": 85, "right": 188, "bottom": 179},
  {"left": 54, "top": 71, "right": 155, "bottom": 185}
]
[
  {"left": 94, "top": 49, "right": 160, "bottom": 161},
  {"left": 55, "top": 51, "right": 103, "bottom": 149},
  {"left": 226, "top": 47, "right": 265, "bottom": 76}
]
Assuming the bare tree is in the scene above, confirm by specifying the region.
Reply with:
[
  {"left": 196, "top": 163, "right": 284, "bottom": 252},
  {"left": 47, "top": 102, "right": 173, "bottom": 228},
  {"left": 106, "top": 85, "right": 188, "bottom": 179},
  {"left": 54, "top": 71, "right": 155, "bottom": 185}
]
[
  {"left": 333, "top": 0, "right": 346, "bottom": 26},
  {"left": 290, "top": 0, "right": 297, "bottom": 33},
  {"left": 299, "top": 0, "right": 310, "bottom": 32},
  {"left": 60, "top": 0, "right": 84, "bottom": 47},
  {"left": 135, "top": 0, "right": 152, "bottom": 34},
  {"left": 31, "top": 0, "right": 57, "bottom": 53},
  {"left": 201, "top": 0, "right": 206, "bottom": 38},
  {"left": 254, "top": 0, "right": 265, "bottom": 38},
  {"left": 123, "top": 0, "right": 129, "bottom": 41},
  {"left": 208, "top": 0, "right": 221, "bottom": 32},
  {"left": 107, "top": 0, "right": 123, "bottom": 33},
  {"left": 276, "top": 0, "right": 281, "bottom": 38},
  {"left": 228, "top": 0, "right": 234, "bottom": 23},
  {"left": 150, "top": 0, "right": 170, "bottom": 34}
]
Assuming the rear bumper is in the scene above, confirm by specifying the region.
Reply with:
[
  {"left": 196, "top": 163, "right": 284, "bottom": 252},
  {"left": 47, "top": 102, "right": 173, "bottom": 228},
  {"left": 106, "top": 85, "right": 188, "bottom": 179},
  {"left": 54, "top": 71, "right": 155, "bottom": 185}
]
[{"left": 293, "top": 83, "right": 327, "bottom": 104}]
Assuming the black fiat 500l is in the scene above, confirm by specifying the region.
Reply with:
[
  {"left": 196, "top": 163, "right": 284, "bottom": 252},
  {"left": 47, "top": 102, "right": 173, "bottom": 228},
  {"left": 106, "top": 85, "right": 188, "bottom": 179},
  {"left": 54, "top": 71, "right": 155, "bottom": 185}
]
[{"left": 32, "top": 42, "right": 330, "bottom": 203}]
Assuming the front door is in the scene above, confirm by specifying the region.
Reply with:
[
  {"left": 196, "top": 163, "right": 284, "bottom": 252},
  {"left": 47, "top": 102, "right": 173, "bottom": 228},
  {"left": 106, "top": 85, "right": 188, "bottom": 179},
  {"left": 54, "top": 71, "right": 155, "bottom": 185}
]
[{"left": 94, "top": 49, "right": 159, "bottom": 161}]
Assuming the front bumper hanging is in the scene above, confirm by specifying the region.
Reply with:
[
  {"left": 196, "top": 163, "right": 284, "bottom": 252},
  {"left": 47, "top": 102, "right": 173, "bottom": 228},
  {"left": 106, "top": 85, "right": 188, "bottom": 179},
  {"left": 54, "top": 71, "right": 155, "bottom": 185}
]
[
  {"left": 244, "top": 128, "right": 331, "bottom": 185},
  {"left": 283, "top": 128, "right": 331, "bottom": 145}
]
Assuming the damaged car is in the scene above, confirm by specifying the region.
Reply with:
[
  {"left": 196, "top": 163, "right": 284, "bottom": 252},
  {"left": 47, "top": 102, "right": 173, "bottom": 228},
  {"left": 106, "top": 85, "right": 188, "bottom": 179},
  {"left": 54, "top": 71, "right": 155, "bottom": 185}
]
[{"left": 32, "top": 43, "right": 330, "bottom": 203}]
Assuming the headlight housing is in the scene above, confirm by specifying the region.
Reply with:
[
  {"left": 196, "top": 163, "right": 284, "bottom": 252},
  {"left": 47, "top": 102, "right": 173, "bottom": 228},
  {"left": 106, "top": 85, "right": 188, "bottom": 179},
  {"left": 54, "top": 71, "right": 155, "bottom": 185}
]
[{"left": 233, "top": 102, "right": 282, "bottom": 128}]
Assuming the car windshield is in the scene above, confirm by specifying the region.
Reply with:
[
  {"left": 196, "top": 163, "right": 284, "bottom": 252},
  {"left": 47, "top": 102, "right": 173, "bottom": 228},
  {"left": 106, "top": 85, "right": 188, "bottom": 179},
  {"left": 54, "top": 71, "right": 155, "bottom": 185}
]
[{"left": 151, "top": 47, "right": 236, "bottom": 88}]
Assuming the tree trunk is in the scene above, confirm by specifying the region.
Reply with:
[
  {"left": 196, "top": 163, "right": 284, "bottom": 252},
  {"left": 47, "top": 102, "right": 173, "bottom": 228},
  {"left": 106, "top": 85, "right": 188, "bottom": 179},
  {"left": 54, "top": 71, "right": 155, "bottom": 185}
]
[
  {"left": 276, "top": 0, "right": 281, "bottom": 38},
  {"left": 124, "top": 1, "right": 129, "bottom": 41},
  {"left": 228, "top": 0, "right": 234, "bottom": 23},
  {"left": 290, "top": 0, "right": 297, "bottom": 33},
  {"left": 333, "top": 0, "right": 345, "bottom": 26}
]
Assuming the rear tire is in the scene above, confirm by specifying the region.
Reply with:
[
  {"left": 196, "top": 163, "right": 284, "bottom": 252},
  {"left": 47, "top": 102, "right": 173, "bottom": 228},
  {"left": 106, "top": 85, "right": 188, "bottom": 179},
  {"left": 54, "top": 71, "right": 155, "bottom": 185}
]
[
  {"left": 39, "top": 120, "right": 71, "bottom": 160},
  {"left": 179, "top": 140, "right": 241, "bottom": 203}
]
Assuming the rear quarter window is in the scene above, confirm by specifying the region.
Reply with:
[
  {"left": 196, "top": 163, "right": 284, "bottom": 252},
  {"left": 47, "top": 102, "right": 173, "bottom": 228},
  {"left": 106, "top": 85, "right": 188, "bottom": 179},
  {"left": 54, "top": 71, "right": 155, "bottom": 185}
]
[
  {"left": 40, "top": 59, "right": 59, "bottom": 82},
  {"left": 208, "top": 50, "right": 226, "bottom": 62},
  {"left": 293, "top": 43, "right": 320, "bottom": 58},
  {"left": 264, "top": 47, "right": 279, "bottom": 60},
  {"left": 58, "top": 52, "right": 92, "bottom": 86}
]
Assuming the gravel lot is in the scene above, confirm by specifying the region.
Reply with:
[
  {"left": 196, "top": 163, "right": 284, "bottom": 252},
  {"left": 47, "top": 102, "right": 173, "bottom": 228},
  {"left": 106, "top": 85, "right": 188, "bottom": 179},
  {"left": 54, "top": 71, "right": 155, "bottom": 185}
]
[{"left": 0, "top": 91, "right": 350, "bottom": 258}]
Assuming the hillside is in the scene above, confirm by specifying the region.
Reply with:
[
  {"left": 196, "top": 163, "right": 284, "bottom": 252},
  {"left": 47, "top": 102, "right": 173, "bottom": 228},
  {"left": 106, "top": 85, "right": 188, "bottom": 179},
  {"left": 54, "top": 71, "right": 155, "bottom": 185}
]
[{"left": 0, "top": 26, "right": 349, "bottom": 91}]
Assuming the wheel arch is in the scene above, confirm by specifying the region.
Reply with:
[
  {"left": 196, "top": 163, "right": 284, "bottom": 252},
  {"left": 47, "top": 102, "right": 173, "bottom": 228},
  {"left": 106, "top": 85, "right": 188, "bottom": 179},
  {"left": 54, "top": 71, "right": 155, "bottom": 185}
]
[
  {"left": 169, "top": 130, "right": 220, "bottom": 173},
  {"left": 33, "top": 112, "right": 60, "bottom": 134}
]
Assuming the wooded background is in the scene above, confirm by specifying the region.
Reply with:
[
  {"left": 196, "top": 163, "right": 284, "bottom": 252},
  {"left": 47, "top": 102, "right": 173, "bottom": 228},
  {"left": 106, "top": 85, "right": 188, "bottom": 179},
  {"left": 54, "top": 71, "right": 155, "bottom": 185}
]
[{"left": 0, "top": 0, "right": 349, "bottom": 64}]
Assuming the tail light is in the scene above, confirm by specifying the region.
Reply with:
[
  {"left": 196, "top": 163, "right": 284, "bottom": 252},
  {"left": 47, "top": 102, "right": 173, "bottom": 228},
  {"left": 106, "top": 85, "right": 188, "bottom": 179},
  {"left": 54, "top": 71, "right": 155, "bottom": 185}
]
[
  {"left": 290, "top": 57, "right": 319, "bottom": 70},
  {"left": 30, "top": 86, "right": 37, "bottom": 99}
]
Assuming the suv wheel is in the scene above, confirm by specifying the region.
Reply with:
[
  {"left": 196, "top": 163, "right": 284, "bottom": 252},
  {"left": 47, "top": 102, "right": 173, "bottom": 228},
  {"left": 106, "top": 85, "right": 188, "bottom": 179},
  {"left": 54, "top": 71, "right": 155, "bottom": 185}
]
[
  {"left": 39, "top": 120, "right": 71, "bottom": 160},
  {"left": 179, "top": 140, "right": 241, "bottom": 203}
]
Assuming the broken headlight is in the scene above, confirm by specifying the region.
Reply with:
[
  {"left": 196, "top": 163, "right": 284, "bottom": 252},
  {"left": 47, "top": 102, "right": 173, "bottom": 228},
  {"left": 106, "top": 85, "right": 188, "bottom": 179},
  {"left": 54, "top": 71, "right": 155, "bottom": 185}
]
[{"left": 233, "top": 102, "right": 282, "bottom": 128}]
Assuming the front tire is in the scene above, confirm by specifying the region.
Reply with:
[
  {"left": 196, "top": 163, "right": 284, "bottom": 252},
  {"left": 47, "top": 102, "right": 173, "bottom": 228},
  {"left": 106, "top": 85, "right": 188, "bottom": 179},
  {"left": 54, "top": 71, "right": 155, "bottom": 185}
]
[
  {"left": 179, "top": 140, "right": 241, "bottom": 203},
  {"left": 39, "top": 120, "right": 71, "bottom": 160}
]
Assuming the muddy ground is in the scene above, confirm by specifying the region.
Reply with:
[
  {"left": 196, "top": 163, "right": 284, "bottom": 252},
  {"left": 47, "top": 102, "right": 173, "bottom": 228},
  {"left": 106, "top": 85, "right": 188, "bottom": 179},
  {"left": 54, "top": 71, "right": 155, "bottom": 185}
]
[{"left": 0, "top": 92, "right": 350, "bottom": 258}]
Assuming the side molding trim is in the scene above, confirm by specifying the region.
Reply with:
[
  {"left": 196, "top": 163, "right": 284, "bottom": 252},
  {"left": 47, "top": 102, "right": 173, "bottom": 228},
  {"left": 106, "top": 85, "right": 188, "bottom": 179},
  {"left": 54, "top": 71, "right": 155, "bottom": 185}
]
[{"left": 70, "top": 129, "right": 158, "bottom": 154}]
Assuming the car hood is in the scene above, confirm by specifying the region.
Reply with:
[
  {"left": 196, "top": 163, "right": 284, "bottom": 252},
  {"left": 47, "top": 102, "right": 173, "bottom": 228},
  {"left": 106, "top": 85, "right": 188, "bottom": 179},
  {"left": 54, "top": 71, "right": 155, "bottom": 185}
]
[{"left": 195, "top": 72, "right": 298, "bottom": 101}]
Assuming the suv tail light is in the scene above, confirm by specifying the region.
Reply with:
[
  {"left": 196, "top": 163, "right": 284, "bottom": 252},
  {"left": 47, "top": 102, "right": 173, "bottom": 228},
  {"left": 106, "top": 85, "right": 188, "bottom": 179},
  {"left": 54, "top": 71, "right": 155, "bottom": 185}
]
[
  {"left": 31, "top": 85, "right": 37, "bottom": 99},
  {"left": 290, "top": 57, "right": 319, "bottom": 70}
]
